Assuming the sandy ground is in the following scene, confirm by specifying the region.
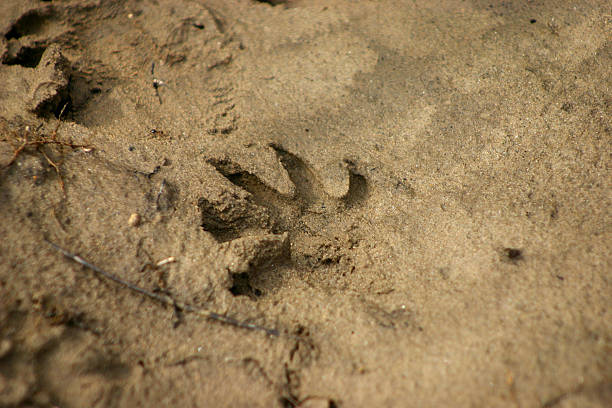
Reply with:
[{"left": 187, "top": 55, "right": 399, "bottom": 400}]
[{"left": 0, "top": 0, "right": 610, "bottom": 407}]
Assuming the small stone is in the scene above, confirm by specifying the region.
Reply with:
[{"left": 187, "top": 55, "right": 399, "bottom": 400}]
[
  {"left": 0, "top": 339, "right": 12, "bottom": 358},
  {"left": 128, "top": 213, "right": 141, "bottom": 227}
]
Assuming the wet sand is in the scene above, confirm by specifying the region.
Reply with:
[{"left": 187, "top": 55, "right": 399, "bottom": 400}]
[{"left": 0, "top": 0, "right": 610, "bottom": 406}]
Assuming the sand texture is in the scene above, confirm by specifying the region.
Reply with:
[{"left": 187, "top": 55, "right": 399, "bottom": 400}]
[{"left": 0, "top": 0, "right": 610, "bottom": 407}]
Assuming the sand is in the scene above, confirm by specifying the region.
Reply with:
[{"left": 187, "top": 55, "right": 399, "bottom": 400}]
[{"left": 0, "top": 0, "right": 610, "bottom": 407}]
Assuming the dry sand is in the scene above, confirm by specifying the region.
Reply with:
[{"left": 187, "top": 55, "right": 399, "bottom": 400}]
[{"left": 0, "top": 0, "right": 610, "bottom": 407}]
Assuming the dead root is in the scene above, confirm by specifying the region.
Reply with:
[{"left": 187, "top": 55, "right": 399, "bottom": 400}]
[{"left": 1, "top": 106, "right": 92, "bottom": 195}]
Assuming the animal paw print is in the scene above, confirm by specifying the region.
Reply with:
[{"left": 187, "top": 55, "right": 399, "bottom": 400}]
[
  {"left": 199, "top": 144, "right": 368, "bottom": 242},
  {"left": 198, "top": 144, "right": 369, "bottom": 297}
]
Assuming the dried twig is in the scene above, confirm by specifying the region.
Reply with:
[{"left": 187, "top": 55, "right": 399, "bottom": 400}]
[
  {"left": 51, "top": 104, "right": 68, "bottom": 139},
  {"left": 3, "top": 138, "right": 28, "bottom": 169},
  {"left": 40, "top": 148, "right": 65, "bottom": 192},
  {"left": 45, "top": 239, "right": 282, "bottom": 337},
  {"left": 2, "top": 109, "right": 91, "bottom": 195},
  {"left": 2, "top": 138, "right": 89, "bottom": 169}
]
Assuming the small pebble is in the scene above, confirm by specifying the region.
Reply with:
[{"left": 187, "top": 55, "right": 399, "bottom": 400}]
[
  {"left": 0, "top": 339, "right": 12, "bottom": 358},
  {"left": 128, "top": 213, "right": 141, "bottom": 227},
  {"left": 156, "top": 257, "right": 176, "bottom": 267}
]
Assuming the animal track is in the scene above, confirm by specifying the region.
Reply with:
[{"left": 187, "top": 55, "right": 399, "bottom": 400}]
[
  {"left": 200, "top": 145, "right": 368, "bottom": 242},
  {"left": 2, "top": 5, "right": 74, "bottom": 68},
  {"left": 199, "top": 145, "right": 369, "bottom": 297}
]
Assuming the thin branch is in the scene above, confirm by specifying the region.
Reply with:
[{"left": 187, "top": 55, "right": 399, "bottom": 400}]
[
  {"left": 45, "top": 239, "right": 282, "bottom": 337},
  {"left": 40, "top": 148, "right": 65, "bottom": 194},
  {"left": 2, "top": 138, "right": 27, "bottom": 168},
  {"left": 51, "top": 103, "right": 68, "bottom": 140},
  {"left": 2, "top": 119, "right": 92, "bottom": 197}
]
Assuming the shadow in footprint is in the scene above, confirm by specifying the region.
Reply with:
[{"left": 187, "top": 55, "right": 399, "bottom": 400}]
[{"left": 343, "top": 160, "right": 368, "bottom": 208}]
